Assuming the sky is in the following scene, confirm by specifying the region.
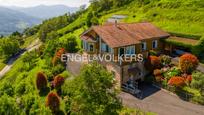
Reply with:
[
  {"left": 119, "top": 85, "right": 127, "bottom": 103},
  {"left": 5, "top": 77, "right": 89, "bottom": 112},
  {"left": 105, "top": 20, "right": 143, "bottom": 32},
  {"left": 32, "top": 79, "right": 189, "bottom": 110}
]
[{"left": 0, "top": 0, "right": 90, "bottom": 7}]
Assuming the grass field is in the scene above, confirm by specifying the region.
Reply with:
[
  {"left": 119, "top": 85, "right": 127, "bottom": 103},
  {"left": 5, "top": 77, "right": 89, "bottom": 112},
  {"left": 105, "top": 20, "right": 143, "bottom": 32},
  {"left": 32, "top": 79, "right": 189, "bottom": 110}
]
[{"left": 0, "top": 58, "right": 6, "bottom": 71}]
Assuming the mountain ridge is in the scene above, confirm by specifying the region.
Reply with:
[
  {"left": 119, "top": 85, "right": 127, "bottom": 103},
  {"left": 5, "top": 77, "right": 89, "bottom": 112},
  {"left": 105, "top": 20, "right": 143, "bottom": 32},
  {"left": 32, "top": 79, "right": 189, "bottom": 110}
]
[{"left": 9, "top": 5, "right": 79, "bottom": 19}]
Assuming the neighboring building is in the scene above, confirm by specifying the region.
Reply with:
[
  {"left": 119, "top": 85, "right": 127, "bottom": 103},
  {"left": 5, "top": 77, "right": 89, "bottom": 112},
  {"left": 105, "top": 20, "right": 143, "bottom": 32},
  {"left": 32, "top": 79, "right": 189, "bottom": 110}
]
[
  {"left": 107, "top": 15, "right": 127, "bottom": 23},
  {"left": 80, "top": 22, "right": 170, "bottom": 86}
]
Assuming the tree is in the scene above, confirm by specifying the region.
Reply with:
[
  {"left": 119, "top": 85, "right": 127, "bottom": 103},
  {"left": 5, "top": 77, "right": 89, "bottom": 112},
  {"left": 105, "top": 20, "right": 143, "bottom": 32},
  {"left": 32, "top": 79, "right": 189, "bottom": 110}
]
[
  {"left": 46, "top": 31, "right": 58, "bottom": 40},
  {"left": 46, "top": 92, "right": 60, "bottom": 113},
  {"left": 179, "top": 54, "right": 199, "bottom": 74},
  {"left": 0, "top": 38, "right": 20, "bottom": 58},
  {"left": 36, "top": 72, "right": 48, "bottom": 91},
  {"left": 63, "top": 35, "right": 78, "bottom": 53},
  {"left": 86, "top": 11, "right": 94, "bottom": 27},
  {"left": 62, "top": 62, "right": 122, "bottom": 114},
  {"left": 0, "top": 95, "right": 20, "bottom": 115}
]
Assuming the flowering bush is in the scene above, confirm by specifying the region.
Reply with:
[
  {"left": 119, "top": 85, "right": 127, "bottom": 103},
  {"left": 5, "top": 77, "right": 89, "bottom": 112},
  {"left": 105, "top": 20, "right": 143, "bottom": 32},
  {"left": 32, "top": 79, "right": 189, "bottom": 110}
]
[
  {"left": 168, "top": 76, "right": 186, "bottom": 87},
  {"left": 166, "top": 67, "right": 181, "bottom": 78},
  {"left": 160, "top": 55, "right": 171, "bottom": 66},
  {"left": 149, "top": 56, "right": 161, "bottom": 69},
  {"left": 46, "top": 92, "right": 60, "bottom": 113},
  {"left": 155, "top": 75, "right": 163, "bottom": 82},
  {"left": 153, "top": 69, "right": 162, "bottom": 76},
  {"left": 179, "top": 54, "right": 199, "bottom": 74},
  {"left": 54, "top": 75, "right": 65, "bottom": 89},
  {"left": 36, "top": 72, "right": 47, "bottom": 91}
]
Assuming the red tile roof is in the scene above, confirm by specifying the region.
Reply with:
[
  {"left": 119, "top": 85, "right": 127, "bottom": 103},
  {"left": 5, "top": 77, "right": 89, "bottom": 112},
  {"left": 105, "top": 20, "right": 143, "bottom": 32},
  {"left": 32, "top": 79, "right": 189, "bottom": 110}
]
[{"left": 81, "top": 22, "right": 170, "bottom": 48}]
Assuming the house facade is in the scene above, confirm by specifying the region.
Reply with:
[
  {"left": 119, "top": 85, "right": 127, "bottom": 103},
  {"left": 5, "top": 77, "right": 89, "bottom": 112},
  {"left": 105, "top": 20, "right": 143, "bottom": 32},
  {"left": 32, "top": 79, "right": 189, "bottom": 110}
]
[{"left": 80, "top": 22, "right": 170, "bottom": 86}]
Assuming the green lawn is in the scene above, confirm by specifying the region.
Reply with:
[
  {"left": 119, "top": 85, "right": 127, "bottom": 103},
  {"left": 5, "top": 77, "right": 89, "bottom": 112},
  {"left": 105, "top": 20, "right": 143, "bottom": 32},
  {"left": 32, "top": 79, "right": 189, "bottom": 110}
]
[
  {"left": 120, "top": 107, "right": 157, "bottom": 115},
  {"left": 21, "top": 35, "right": 38, "bottom": 48},
  {"left": 0, "top": 58, "right": 6, "bottom": 71}
]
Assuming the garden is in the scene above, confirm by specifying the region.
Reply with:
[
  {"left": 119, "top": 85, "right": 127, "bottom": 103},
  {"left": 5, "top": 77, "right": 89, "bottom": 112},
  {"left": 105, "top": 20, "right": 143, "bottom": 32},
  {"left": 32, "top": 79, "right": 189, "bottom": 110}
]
[{"left": 147, "top": 52, "right": 204, "bottom": 105}]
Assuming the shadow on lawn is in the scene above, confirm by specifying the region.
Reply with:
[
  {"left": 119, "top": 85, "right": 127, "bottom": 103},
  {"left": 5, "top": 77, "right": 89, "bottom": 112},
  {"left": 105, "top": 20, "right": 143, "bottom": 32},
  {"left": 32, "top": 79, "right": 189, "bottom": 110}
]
[{"left": 39, "top": 87, "right": 50, "bottom": 96}]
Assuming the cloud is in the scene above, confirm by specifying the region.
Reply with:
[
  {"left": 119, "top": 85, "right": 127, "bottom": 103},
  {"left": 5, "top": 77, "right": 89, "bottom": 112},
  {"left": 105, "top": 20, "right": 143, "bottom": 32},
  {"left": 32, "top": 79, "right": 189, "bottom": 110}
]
[{"left": 0, "top": 0, "right": 90, "bottom": 7}]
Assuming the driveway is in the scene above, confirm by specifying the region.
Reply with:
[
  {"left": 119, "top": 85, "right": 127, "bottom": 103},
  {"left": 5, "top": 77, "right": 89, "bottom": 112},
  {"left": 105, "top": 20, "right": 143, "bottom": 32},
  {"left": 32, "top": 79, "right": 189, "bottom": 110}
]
[{"left": 119, "top": 85, "right": 204, "bottom": 115}]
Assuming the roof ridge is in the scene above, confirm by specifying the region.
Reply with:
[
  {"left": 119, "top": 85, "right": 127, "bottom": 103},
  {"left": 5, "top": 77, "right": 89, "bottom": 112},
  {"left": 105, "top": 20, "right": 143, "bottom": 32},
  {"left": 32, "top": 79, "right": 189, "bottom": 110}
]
[{"left": 93, "top": 21, "right": 151, "bottom": 27}]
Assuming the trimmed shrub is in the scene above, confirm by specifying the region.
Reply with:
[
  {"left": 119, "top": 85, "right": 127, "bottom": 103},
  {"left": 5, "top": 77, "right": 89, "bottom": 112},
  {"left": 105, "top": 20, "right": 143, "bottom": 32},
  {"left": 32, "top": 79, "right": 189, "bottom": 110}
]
[
  {"left": 191, "top": 71, "right": 204, "bottom": 90},
  {"left": 149, "top": 50, "right": 158, "bottom": 56},
  {"left": 36, "top": 72, "right": 48, "bottom": 91},
  {"left": 179, "top": 54, "right": 199, "bottom": 74},
  {"left": 149, "top": 56, "right": 161, "bottom": 69},
  {"left": 54, "top": 75, "right": 65, "bottom": 89},
  {"left": 168, "top": 76, "right": 186, "bottom": 87},
  {"left": 46, "top": 92, "right": 60, "bottom": 113}
]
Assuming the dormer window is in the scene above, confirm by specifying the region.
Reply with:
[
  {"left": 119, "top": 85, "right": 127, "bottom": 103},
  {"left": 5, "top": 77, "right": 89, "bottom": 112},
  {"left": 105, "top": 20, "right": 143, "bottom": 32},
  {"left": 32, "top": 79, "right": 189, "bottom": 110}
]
[{"left": 152, "top": 40, "right": 158, "bottom": 49}]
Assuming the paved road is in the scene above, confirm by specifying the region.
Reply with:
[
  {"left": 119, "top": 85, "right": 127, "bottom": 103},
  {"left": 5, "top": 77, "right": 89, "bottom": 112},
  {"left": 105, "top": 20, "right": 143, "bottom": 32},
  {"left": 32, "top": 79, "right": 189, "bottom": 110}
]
[
  {"left": 0, "top": 40, "right": 41, "bottom": 78},
  {"left": 119, "top": 85, "right": 204, "bottom": 115}
]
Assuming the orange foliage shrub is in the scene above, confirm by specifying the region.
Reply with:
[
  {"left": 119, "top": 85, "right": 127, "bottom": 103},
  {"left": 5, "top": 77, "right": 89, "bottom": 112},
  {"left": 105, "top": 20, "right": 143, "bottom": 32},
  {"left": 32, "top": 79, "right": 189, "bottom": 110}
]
[
  {"left": 46, "top": 92, "right": 60, "bottom": 112},
  {"left": 54, "top": 75, "right": 65, "bottom": 89},
  {"left": 52, "top": 48, "right": 65, "bottom": 66},
  {"left": 36, "top": 72, "right": 47, "bottom": 91},
  {"left": 149, "top": 56, "right": 161, "bottom": 69},
  {"left": 185, "top": 75, "right": 192, "bottom": 84},
  {"left": 179, "top": 54, "right": 199, "bottom": 74},
  {"left": 168, "top": 76, "right": 186, "bottom": 87}
]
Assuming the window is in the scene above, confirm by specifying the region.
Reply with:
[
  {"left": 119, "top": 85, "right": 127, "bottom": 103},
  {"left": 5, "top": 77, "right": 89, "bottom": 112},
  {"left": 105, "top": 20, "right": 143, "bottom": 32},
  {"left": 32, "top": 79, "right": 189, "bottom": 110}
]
[
  {"left": 101, "top": 43, "right": 113, "bottom": 53},
  {"left": 101, "top": 43, "right": 107, "bottom": 52},
  {"left": 83, "top": 40, "right": 88, "bottom": 51},
  {"left": 108, "top": 47, "right": 114, "bottom": 54},
  {"left": 88, "top": 43, "right": 94, "bottom": 52},
  {"left": 89, "top": 44, "right": 94, "bottom": 52},
  {"left": 152, "top": 40, "right": 158, "bottom": 49},
  {"left": 126, "top": 46, "right": 135, "bottom": 55},
  {"left": 142, "top": 42, "right": 147, "bottom": 51}
]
